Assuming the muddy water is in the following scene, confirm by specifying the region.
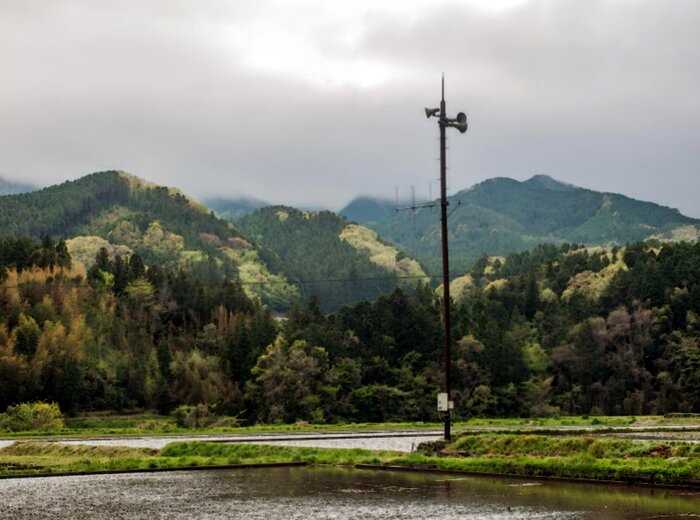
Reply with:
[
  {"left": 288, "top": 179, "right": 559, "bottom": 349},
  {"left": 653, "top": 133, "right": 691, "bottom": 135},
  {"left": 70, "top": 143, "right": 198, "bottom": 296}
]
[{"left": 1, "top": 466, "right": 698, "bottom": 519}]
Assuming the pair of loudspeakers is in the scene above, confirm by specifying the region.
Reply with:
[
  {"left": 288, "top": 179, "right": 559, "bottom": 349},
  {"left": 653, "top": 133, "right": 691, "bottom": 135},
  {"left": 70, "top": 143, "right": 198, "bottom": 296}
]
[{"left": 424, "top": 108, "right": 468, "bottom": 134}]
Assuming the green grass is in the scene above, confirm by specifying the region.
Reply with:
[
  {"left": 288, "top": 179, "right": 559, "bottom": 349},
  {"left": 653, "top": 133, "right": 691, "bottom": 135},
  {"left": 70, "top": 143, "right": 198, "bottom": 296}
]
[
  {"left": 437, "top": 434, "right": 700, "bottom": 485},
  {"left": 462, "top": 416, "right": 637, "bottom": 427},
  {"left": 0, "top": 442, "right": 162, "bottom": 477},
  {"left": 449, "top": 434, "right": 700, "bottom": 458}
]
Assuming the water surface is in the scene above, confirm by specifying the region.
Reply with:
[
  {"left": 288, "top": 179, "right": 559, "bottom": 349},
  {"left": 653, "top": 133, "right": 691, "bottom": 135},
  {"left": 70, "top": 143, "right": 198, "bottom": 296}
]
[{"left": 1, "top": 466, "right": 698, "bottom": 519}]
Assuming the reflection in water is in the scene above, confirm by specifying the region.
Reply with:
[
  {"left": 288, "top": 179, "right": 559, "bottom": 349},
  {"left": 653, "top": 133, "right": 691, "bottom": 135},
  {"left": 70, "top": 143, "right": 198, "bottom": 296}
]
[{"left": 0, "top": 466, "right": 698, "bottom": 519}]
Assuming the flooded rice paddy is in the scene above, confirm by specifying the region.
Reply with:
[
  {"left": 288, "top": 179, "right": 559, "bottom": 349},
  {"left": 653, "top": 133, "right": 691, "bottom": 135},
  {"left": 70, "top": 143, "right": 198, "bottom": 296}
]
[{"left": 1, "top": 466, "right": 698, "bottom": 519}]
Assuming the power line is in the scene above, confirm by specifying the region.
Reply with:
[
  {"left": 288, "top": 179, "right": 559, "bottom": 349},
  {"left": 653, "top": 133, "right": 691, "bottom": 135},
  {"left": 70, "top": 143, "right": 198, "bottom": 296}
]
[
  {"left": 0, "top": 272, "right": 472, "bottom": 290},
  {"left": 243, "top": 274, "right": 435, "bottom": 286}
]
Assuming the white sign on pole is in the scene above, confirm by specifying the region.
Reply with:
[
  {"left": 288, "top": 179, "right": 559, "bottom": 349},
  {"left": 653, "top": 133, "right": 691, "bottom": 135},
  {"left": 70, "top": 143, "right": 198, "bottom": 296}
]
[{"left": 437, "top": 392, "right": 448, "bottom": 412}]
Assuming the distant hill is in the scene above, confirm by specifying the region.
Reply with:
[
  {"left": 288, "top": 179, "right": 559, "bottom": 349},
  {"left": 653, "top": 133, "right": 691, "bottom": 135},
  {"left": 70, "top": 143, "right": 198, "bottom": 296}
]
[
  {"left": 238, "top": 206, "right": 427, "bottom": 310},
  {"left": 339, "top": 196, "right": 395, "bottom": 225},
  {"left": 0, "top": 171, "right": 298, "bottom": 309},
  {"left": 0, "top": 176, "right": 36, "bottom": 195},
  {"left": 342, "top": 175, "right": 700, "bottom": 274},
  {"left": 204, "top": 196, "right": 269, "bottom": 220}
]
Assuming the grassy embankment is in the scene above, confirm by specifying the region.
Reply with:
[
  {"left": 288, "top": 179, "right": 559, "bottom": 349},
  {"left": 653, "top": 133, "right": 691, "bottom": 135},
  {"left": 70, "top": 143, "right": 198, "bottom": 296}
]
[
  {"left": 2, "top": 434, "right": 700, "bottom": 487},
  {"left": 432, "top": 434, "right": 700, "bottom": 485},
  {"left": 6, "top": 413, "right": 694, "bottom": 440}
]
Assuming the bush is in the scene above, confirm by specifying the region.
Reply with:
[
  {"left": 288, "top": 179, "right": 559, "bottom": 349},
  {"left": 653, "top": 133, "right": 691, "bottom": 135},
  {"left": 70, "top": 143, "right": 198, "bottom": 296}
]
[
  {"left": 171, "top": 404, "right": 216, "bottom": 429},
  {"left": 0, "top": 402, "right": 65, "bottom": 432}
]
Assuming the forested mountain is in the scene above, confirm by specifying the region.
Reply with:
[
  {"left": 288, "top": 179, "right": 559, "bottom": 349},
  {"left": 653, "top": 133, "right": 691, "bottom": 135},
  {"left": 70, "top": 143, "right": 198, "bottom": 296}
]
[
  {"left": 0, "top": 171, "right": 297, "bottom": 308},
  {"left": 204, "top": 196, "right": 269, "bottom": 221},
  {"left": 238, "top": 206, "right": 427, "bottom": 310},
  {"left": 341, "top": 175, "right": 700, "bottom": 274},
  {"left": 0, "top": 176, "right": 36, "bottom": 195},
  {"left": 0, "top": 171, "right": 427, "bottom": 311},
  {"left": 5, "top": 170, "right": 698, "bottom": 315}
]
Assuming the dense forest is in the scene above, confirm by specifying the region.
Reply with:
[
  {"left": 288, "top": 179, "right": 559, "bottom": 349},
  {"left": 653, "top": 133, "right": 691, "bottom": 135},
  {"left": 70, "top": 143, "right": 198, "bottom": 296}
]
[{"left": 1, "top": 234, "right": 699, "bottom": 421}]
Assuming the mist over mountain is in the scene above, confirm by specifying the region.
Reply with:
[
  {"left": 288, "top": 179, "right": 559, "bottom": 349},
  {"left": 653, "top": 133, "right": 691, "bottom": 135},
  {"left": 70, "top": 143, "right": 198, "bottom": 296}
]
[
  {"left": 0, "top": 176, "right": 36, "bottom": 195},
  {"left": 204, "top": 196, "right": 269, "bottom": 221}
]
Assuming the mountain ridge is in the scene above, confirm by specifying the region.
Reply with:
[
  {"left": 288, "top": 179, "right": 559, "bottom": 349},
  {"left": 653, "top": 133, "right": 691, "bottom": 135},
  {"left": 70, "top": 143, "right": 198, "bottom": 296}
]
[
  {"left": 0, "top": 172, "right": 427, "bottom": 310},
  {"left": 341, "top": 174, "right": 699, "bottom": 273},
  {"left": 2, "top": 170, "right": 697, "bottom": 306}
]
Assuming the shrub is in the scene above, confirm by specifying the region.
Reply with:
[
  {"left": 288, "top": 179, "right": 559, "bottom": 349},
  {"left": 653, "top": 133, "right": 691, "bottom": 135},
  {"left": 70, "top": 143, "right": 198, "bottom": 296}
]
[
  {"left": 0, "top": 402, "right": 65, "bottom": 432},
  {"left": 171, "top": 404, "right": 216, "bottom": 429}
]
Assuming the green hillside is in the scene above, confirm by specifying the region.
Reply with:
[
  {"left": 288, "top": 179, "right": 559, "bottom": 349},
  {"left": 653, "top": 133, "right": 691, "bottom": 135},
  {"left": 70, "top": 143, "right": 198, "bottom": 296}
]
[
  {"left": 0, "top": 171, "right": 297, "bottom": 308},
  {"left": 342, "top": 175, "right": 700, "bottom": 274},
  {"left": 238, "top": 206, "right": 427, "bottom": 310}
]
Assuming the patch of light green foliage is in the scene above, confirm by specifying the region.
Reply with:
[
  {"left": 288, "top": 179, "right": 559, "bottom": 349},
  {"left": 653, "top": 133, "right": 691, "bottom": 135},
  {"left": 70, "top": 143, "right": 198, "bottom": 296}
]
[
  {"left": 66, "top": 236, "right": 132, "bottom": 268},
  {"left": 223, "top": 247, "right": 299, "bottom": 310},
  {"left": 339, "top": 224, "right": 428, "bottom": 280}
]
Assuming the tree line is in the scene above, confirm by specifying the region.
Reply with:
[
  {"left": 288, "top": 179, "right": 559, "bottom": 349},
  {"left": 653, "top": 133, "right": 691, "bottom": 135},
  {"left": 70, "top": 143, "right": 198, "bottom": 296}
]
[{"left": 0, "top": 236, "right": 699, "bottom": 421}]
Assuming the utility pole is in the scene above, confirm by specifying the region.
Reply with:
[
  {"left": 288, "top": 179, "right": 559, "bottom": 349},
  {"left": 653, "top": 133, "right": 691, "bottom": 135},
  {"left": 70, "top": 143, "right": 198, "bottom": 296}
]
[{"left": 425, "top": 75, "right": 468, "bottom": 441}]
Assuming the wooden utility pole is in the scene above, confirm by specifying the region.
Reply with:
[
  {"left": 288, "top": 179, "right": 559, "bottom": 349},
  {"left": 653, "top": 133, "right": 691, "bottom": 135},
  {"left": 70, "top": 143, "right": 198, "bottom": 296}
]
[{"left": 426, "top": 75, "right": 468, "bottom": 441}]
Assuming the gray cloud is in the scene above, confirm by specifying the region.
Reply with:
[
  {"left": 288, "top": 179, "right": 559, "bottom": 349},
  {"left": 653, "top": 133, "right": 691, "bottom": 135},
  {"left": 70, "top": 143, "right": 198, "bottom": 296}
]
[{"left": 1, "top": 0, "right": 698, "bottom": 215}]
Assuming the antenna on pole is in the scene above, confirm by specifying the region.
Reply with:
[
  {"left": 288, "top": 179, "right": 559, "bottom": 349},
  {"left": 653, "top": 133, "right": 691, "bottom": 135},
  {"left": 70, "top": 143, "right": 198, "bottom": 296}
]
[{"left": 441, "top": 73, "right": 445, "bottom": 103}]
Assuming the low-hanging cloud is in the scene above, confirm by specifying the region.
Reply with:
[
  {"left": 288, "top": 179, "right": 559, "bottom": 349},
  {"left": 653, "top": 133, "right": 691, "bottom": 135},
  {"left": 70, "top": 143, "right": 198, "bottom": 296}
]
[{"left": 1, "top": 0, "right": 698, "bottom": 215}]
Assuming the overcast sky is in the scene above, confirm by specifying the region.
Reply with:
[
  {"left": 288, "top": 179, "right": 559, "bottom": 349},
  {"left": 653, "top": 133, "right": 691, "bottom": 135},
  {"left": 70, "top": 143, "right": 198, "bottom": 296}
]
[{"left": 1, "top": 0, "right": 698, "bottom": 215}]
